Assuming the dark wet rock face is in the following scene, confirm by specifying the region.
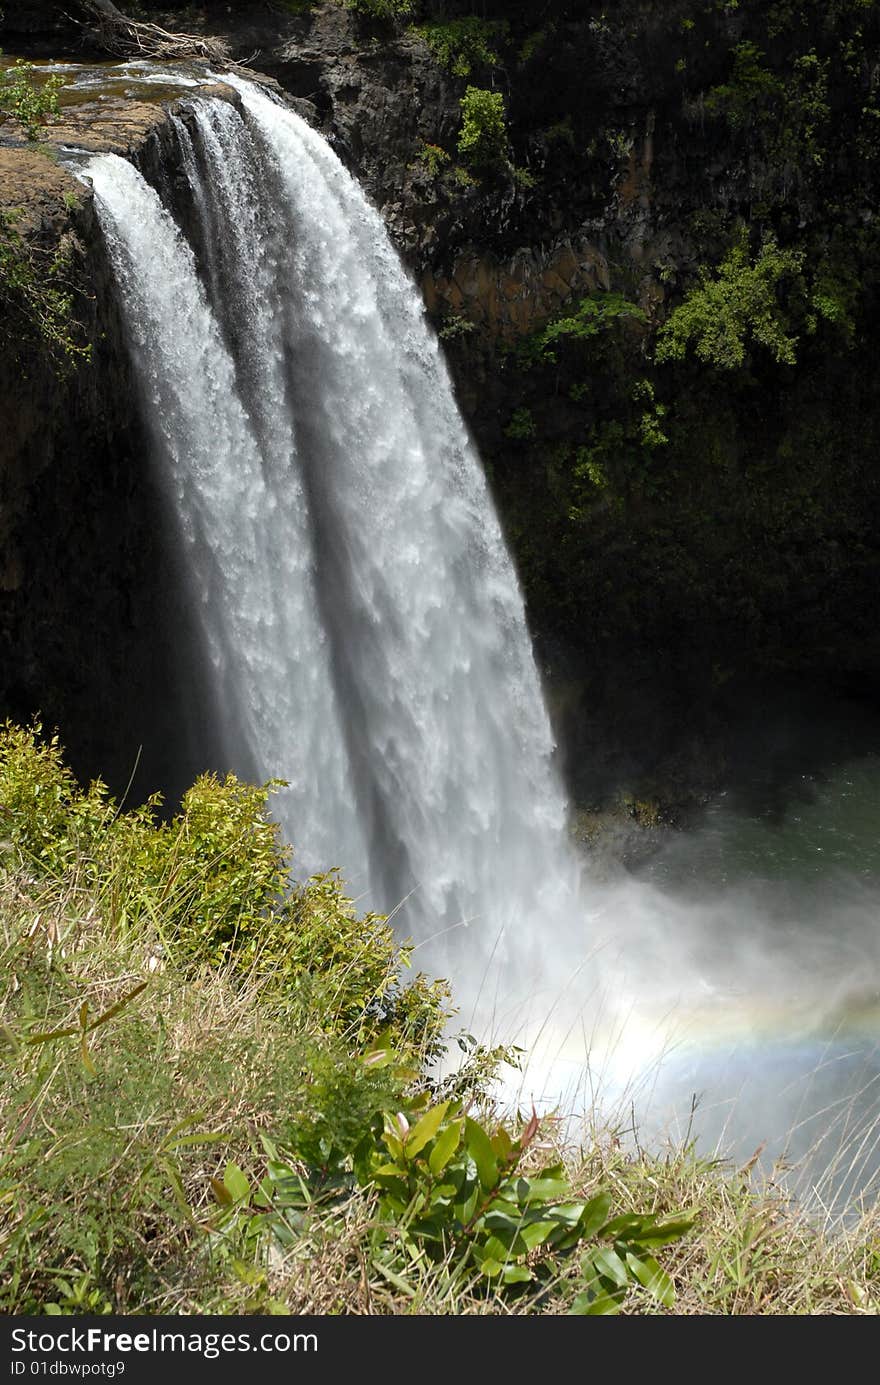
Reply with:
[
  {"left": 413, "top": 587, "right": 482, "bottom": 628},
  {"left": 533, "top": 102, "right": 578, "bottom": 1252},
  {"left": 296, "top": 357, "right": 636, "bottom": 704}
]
[{"left": 0, "top": 78, "right": 244, "bottom": 801}]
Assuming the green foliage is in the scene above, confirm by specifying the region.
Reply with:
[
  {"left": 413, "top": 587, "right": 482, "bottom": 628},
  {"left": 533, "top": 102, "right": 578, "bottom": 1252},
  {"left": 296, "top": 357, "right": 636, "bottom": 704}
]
[
  {"left": 705, "top": 40, "right": 783, "bottom": 129},
  {"left": 0, "top": 210, "right": 91, "bottom": 373},
  {"left": 438, "top": 311, "right": 476, "bottom": 341},
  {"left": 519, "top": 26, "right": 554, "bottom": 64},
  {"left": 566, "top": 380, "right": 669, "bottom": 518},
  {"left": 656, "top": 233, "right": 805, "bottom": 369},
  {"left": 806, "top": 244, "right": 860, "bottom": 342},
  {"left": 413, "top": 19, "right": 507, "bottom": 77},
  {"left": 415, "top": 141, "right": 451, "bottom": 178},
  {"left": 505, "top": 407, "right": 537, "bottom": 441},
  {"left": 511, "top": 164, "right": 537, "bottom": 190},
  {"left": 451, "top": 164, "right": 477, "bottom": 189},
  {"left": 0, "top": 59, "right": 63, "bottom": 142},
  {"left": 704, "top": 33, "right": 832, "bottom": 168},
  {"left": 0, "top": 721, "right": 689, "bottom": 1315},
  {"left": 457, "top": 86, "right": 508, "bottom": 167},
  {"left": 0, "top": 721, "right": 449, "bottom": 1056},
  {"left": 353, "top": 1100, "right": 692, "bottom": 1306},
  {"left": 522, "top": 292, "right": 647, "bottom": 366},
  {"left": 343, "top": 0, "right": 414, "bottom": 19}
]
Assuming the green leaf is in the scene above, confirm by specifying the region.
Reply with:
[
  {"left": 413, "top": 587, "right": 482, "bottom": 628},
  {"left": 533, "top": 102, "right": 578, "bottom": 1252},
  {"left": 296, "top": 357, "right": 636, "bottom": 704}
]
[
  {"left": 625, "top": 1251, "right": 675, "bottom": 1307},
  {"left": 373, "top": 1261, "right": 416, "bottom": 1297},
  {"left": 164, "top": 1130, "right": 226, "bottom": 1150},
  {"left": 373, "top": 1175, "right": 411, "bottom": 1205},
  {"left": 407, "top": 1101, "right": 449, "bottom": 1156},
  {"left": 516, "top": 1173, "right": 569, "bottom": 1206},
  {"left": 80, "top": 1029, "right": 96, "bottom": 1077},
  {"left": 502, "top": 1264, "right": 533, "bottom": 1285},
  {"left": 589, "top": 1246, "right": 630, "bottom": 1289},
  {"left": 579, "top": 1190, "right": 613, "bottom": 1237},
  {"left": 223, "top": 1162, "right": 250, "bottom": 1204},
  {"left": 381, "top": 1124, "right": 404, "bottom": 1162},
  {"left": 519, "top": 1219, "right": 560, "bottom": 1251},
  {"left": 599, "top": 1212, "right": 656, "bottom": 1240},
  {"left": 455, "top": 1183, "right": 480, "bottom": 1224},
  {"left": 491, "top": 1125, "right": 514, "bottom": 1162},
  {"left": 484, "top": 1209, "right": 524, "bottom": 1240},
  {"left": 465, "top": 1117, "right": 499, "bottom": 1190},
  {"left": 210, "top": 1176, "right": 233, "bottom": 1207},
  {"left": 545, "top": 1203, "right": 587, "bottom": 1227},
  {"left": 628, "top": 1215, "right": 696, "bottom": 1247},
  {"left": 481, "top": 1234, "right": 513, "bottom": 1264},
  {"left": 428, "top": 1118, "right": 463, "bottom": 1175},
  {"left": 570, "top": 1291, "right": 622, "bottom": 1315}
]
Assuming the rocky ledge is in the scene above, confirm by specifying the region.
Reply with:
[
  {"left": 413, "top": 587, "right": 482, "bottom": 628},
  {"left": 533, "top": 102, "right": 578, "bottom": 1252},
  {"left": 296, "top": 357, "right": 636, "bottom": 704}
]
[{"left": 0, "top": 73, "right": 251, "bottom": 805}]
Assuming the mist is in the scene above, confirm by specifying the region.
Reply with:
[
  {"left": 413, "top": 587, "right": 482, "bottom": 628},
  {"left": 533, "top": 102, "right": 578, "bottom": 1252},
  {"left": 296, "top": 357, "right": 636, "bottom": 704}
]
[{"left": 426, "top": 730, "right": 880, "bottom": 1217}]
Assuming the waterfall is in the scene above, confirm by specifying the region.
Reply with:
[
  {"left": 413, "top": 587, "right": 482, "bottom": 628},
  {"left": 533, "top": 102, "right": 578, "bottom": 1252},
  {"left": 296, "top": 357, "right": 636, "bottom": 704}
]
[
  {"left": 76, "top": 80, "right": 880, "bottom": 1203},
  {"left": 84, "top": 78, "right": 581, "bottom": 970}
]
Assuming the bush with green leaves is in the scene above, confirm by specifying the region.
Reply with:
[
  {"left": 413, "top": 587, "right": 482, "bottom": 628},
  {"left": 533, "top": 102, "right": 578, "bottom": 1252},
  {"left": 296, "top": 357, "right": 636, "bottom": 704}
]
[
  {"left": 351, "top": 1096, "right": 692, "bottom": 1310},
  {"left": 522, "top": 292, "right": 647, "bottom": 366},
  {"left": 413, "top": 19, "right": 508, "bottom": 77},
  {"left": 343, "top": 0, "right": 414, "bottom": 20},
  {"left": 0, "top": 58, "right": 63, "bottom": 142},
  {"left": 200, "top": 1070, "right": 693, "bottom": 1313},
  {"left": 415, "top": 141, "right": 451, "bottom": 178},
  {"left": 457, "top": 86, "right": 508, "bottom": 168},
  {"left": 0, "top": 720, "right": 693, "bottom": 1315},
  {"left": 656, "top": 232, "right": 806, "bottom": 370},
  {"left": 705, "top": 40, "right": 782, "bottom": 131},
  {"left": 505, "top": 406, "right": 537, "bottom": 441},
  {"left": 0, "top": 721, "right": 449, "bottom": 1056}
]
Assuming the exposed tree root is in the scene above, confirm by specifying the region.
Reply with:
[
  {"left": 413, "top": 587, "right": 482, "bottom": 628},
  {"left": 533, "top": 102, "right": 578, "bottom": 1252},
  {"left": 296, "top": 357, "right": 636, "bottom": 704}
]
[{"left": 68, "top": 0, "right": 229, "bottom": 63}]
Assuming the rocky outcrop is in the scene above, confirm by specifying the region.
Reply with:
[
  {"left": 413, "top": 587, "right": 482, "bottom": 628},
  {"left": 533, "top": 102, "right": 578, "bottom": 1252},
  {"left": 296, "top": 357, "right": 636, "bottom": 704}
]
[{"left": 0, "top": 78, "right": 246, "bottom": 799}]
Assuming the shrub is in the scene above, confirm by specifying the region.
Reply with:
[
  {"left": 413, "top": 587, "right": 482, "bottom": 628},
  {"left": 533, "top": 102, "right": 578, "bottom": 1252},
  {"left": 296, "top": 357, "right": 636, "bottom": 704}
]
[
  {"left": 415, "top": 141, "right": 451, "bottom": 178},
  {"left": 457, "top": 86, "right": 508, "bottom": 167},
  {"left": 705, "top": 41, "right": 782, "bottom": 131},
  {"left": 343, "top": 0, "right": 414, "bottom": 19},
  {"left": 0, "top": 721, "right": 449, "bottom": 1056},
  {"left": 505, "top": 406, "right": 537, "bottom": 441},
  {"left": 413, "top": 19, "right": 507, "bottom": 77},
  {"left": 655, "top": 232, "right": 805, "bottom": 369},
  {"left": 0, "top": 58, "right": 63, "bottom": 142},
  {"left": 352, "top": 1099, "right": 692, "bottom": 1309},
  {"left": 521, "top": 292, "right": 647, "bottom": 366}
]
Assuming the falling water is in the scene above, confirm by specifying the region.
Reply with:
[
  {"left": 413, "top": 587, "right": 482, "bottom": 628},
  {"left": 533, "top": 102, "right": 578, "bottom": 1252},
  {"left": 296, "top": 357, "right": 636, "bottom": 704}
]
[{"left": 85, "top": 78, "right": 581, "bottom": 969}]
